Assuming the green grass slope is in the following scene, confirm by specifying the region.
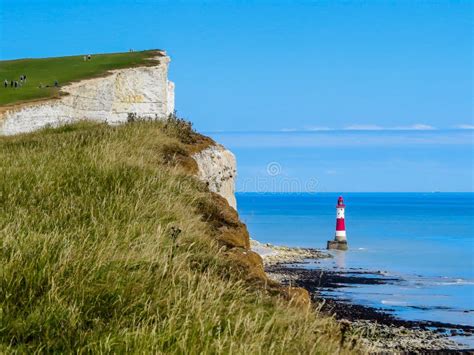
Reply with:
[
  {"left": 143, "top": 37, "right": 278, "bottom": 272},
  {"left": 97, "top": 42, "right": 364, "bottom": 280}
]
[
  {"left": 0, "top": 50, "right": 160, "bottom": 106},
  {"left": 0, "top": 119, "right": 361, "bottom": 353}
]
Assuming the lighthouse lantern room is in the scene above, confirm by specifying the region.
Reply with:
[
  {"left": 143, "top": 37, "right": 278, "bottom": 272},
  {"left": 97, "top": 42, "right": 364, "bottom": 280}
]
[{"left": 327, "top": 196, "right": 348, "bottom": 250}]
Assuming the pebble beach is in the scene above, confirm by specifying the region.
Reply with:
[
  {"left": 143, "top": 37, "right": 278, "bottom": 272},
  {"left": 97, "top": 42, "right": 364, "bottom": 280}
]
[{"left": 252, "top": 240, "right": 473, "bottom": 352}]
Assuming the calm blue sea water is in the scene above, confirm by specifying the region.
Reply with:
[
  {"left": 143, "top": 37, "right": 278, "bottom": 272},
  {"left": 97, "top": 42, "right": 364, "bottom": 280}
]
[{"left": 238, "top": 193, "right": 474, "bottom": 331}]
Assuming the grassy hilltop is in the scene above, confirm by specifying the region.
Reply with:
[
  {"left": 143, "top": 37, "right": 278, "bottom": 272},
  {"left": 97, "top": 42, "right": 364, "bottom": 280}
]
[
  {"left": 0, "top": 118, "right": 361, "bottom": 353},
  {"left": 0, "top": 50, "right": 160, "bottom": 106}
]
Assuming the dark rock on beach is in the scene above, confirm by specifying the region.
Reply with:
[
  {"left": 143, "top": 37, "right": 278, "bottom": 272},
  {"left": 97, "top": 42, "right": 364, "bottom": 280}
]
[{"left": 262, "top": 248, "right": 474, "bottom": 352}]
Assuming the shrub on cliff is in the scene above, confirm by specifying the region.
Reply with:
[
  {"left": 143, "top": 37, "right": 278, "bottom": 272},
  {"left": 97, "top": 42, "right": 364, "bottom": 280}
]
[{"left": 0, "top": 121, "right": 361, "bottom": 353}]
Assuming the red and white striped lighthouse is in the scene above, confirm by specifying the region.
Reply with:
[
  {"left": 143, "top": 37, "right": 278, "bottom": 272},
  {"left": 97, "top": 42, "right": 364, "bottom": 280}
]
[
  {"left": 335, "top": 196, "right": 347, "bottom": 242},
  {"left": 327, "top": 196, "right": 348, "bottom": 250}
]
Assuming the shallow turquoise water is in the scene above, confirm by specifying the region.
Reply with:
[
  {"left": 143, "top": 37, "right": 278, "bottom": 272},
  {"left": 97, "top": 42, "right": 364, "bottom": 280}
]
[{"left": 237, "top": 193, "right": 474, "bottom": 329}]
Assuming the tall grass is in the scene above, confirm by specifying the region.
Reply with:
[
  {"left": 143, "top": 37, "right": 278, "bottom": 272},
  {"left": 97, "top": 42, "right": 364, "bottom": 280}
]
[{"left": 0, "top": 121, "right": 361, "bottom": 353}]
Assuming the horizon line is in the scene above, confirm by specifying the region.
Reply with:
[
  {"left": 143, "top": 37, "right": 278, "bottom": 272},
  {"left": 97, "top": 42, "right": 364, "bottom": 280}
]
[{"left": 203, "top": 127, "right": 474, "bottom": 135}]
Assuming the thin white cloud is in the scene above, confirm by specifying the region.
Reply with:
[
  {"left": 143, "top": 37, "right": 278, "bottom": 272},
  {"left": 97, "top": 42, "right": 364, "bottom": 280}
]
[
  {"left": 392, "top": 124, "right": 436, "bottom": 130},
  {"left": 304, "top": 126, "right": 332, "bottom": 131},
  {"left": 280, "top": 126, "right": 332, "bottom": 132},
  {"left": 344, "top": 124, "right": 436, "bottom": 131},
  {"left": 210, "top": 130, "right": 473, "bottom": 148},
  {"left": 454, "top": 124, "right": 474, "bottom": 130},
  {"left": 344, "top": 124, "right": 384, "bottom": 131},
  {"left": 212, "top": 124, "right": 449, "bottom": 136}
]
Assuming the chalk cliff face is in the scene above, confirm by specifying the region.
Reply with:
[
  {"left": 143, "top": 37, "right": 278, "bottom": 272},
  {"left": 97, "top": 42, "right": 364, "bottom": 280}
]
[
  {"left": 0, "top": 56, "right": 175, "bottom": 135},
  {"left": 193, "top": 145, "right": 237, "bottom": 210}
]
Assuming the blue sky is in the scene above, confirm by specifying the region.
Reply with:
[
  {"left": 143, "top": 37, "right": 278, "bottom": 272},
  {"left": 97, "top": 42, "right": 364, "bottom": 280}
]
[{"left": 0, "top": 0, "right": 472, "bottom": 191}]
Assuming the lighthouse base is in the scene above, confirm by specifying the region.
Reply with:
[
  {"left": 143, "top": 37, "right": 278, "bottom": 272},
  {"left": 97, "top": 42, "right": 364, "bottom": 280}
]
[{"left": 327, "top": 240, "right": 348, "bottom": 251}]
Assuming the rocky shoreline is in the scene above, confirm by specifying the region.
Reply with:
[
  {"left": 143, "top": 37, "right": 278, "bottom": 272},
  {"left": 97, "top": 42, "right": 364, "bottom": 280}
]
[{"left": 252, "top": 240, "right": 474, "bottom": 352}]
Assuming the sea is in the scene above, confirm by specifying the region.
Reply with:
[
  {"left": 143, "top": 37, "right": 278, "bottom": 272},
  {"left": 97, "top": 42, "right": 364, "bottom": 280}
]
[{"left": 237, "top": 192, "right": 474, "bottom": 345}]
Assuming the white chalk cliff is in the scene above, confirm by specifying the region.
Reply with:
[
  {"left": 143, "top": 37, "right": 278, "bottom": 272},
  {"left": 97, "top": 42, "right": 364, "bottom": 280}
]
[
  {"left": 0, "top": 52, "right": 237, "bottom": 209},
  {"left": 0, "top": 55, "right": 174, "bottom": 135},
  {"left": 193, "top": 145, "right": 238, "bottom": 210}
]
